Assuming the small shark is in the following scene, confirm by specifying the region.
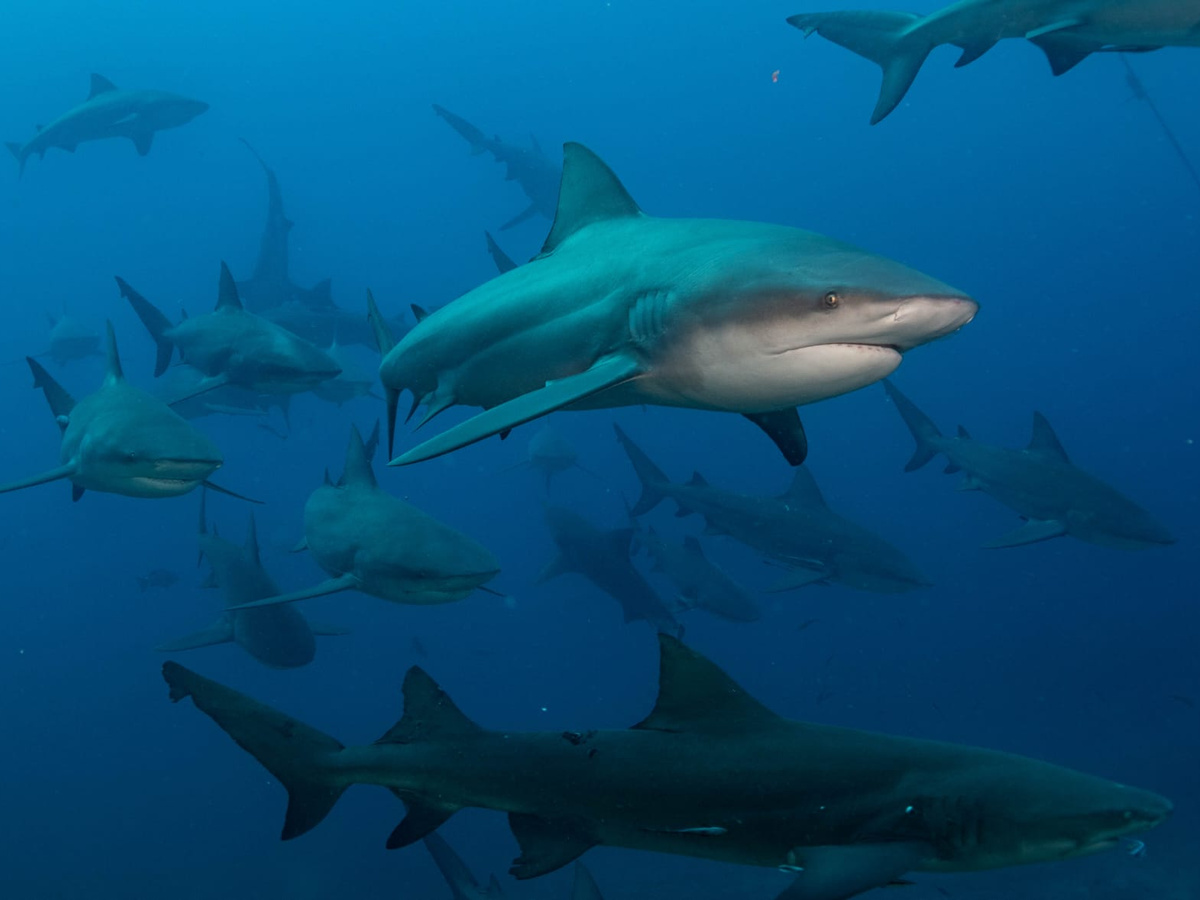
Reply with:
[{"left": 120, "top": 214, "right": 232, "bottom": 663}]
[
  {"left": 615, "top": 424, "right": 929, "bottom": 593},
  {"left": 227, "top": 423, "right": 500, "bottom": 611},
  {"left": 234, "top": 139, "right": 334, "bottom": 311},
  {"left": 539, "top": 506, "right": 682, "bottom": 637},
  {"left": 156, "top": 491, "right": 346, "bottom": 669},
  {"left": 163, "top": 634, "right": 1172, "bottom": 900},
  {"left": 137, "top": 569, "right": 179, "bottom": 592},
  {"left": 433, "top": 105, "right": 561, "bottom": 231},
  {"left": 506, "top": 427, "right": 595, "bottom": 491},
  {"left": 788, "top": 1, "right": 1200, "bottom": 124},
  {"left": 378, "top": 143, "right": 976, "bottom": 468},
  {"left": 6, "top": 73, "right": 207, "bottom": 175},
  {"left": 39, "top": 313, "right": 101, "bottom": 366},
  {"left": 311, "top": 340, "right": 381, "bottom": 408},
  {"left": 637, "top": 528, "right": 762, "bottom": 623},
  {"left": 884, "top": 380, "right": 1175, "bottom": 549},
  {"left": 0, "top": 323, "right": 225, "bottom": 501},
  {"left": 423, "top": 833, "right": 504, "bottom": 900},
  {"left": 156, "top": 366, "right": 291, "bottom": 426},
  {"left": 119, "top": 262, "right": 342, "bottom": 398}
]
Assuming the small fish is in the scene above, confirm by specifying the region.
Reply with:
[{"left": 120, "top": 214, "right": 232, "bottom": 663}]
[
  {"left": 1124, "top": 838, "right": 1147, "bottom": 859},
  {"left": 137, "top": 569, "right": 179, "bottom": 592},
  {"left": 797, "top": 618, "right": 819, "bottom": 632}
]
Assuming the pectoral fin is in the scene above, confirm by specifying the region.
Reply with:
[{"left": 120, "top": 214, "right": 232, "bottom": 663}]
[
  {"left": 776, "top": 842, "right": 928, "bottom": 900},
  {"left": 167, "top": 373, "right": 230, "bottom": 407},
  {"left": 155, "top": 618, "right": 235, "bottom": 652},
  {"left": 391, "top": 355, "right": 642, "bottom": 466},
  {"left": 983, "top": 519, "right": 1066, "bottom": 549},
  {"left": 508, "top": 813, "right": 597, "bottom": 879},
  {"left": 0, "top": 462, "right": 77, "bottom": 495},
  {"left": 744, "top": 408, "right": 808, "bottom": 466},
  {"left": 130, "top": 129, "right": 155, "bottom": 156},
  {"left": 765, "top": 567, "right": 830, "bottom": 593},
  {"left": 227, "top": 574, "right": 360, "bottom": 610}
]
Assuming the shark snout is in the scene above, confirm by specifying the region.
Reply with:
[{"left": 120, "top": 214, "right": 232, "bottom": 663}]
[{"left": 890, "top": 295, "right": 979, "bottom": 350}]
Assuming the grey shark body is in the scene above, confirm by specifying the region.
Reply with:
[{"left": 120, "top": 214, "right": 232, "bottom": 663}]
[
  {"left": 615, "top": 424, "right": 928, "bottom": 593},
  {"left": 788, "top": 1, "right": 1200, "bottom": 123},
  {"left": 509, "top": 427, "right": 593, "bottom": 491},
  {"left": 229, "top": 424, "right": 500, "bottom": 611},
  {"left": 638, "top": 528, "right": 762, "bottom": 622},
  {"left": 423, "top": 833, "right": 505, "bottom": 900},
  {"left": 0, "top": 324, "right": 223, "bottom": 500},
  {"left": 40, "top": 313, "right": 101, "bottom": 366},
  {"left": 156, "top": 366, "right": 291, "bottom": 425},
  {"left": 311, "top": 341, "right": 380, "bottom": 408},
  {"left": 540, "top": 506, "right": 683, "bottom": 637},
  {"left": 885, "top": 381, "right": 1175, "bottom": 549},
  {"left": 433, "top": 105, "right": 561, "bottom": 231},
  {"left": 163, "top": 634, "right": 1171, "bottom": 900},
  {"left": 380, "top": 143, "right": 976, "bottom": 468},
  {"left": 157, "top": 492, "right": 345, "bottom": 668},
  {"left": 6, "top": 74, "right": 207, "bottom": 175},
  {"left": 119, "top": 262, "right": 342, "bottom": 398}
]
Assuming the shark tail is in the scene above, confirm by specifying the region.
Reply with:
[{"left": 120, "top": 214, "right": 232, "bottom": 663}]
[
  {"left": 883, "top": 380, "right": 943, "bottom": 471},
  {"left": 163, "top": 662, "right": 347, "bottom": 839},
  {"left": 787, "top": 10, "right": 930, "bottom": 124},
  {"left": 115, "top": 276, "right": 174, "bottom": 376},
  {"left": 613, "top": 423, "right": 670, "bottom": 515}
]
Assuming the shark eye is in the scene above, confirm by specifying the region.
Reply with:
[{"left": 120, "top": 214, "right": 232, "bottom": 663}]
[{"left": 823, "top": 291, "right": 840, "bottom": 309}]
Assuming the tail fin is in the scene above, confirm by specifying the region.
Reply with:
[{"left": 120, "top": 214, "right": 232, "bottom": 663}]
[
  {"left": 612, "top": 423, "right": 670, "bottom": 515},
  {"left": 163, "top": 662, "right": 346, "bottom": 839},
  {"left": 882, "top": 380, "right": 943, "bottom": 471},
  {"left": 787, "top": 11, "right": 930, "bottom": 124},
  {"left": 115, "top": 276, "right": 174, "bottom": 376}
]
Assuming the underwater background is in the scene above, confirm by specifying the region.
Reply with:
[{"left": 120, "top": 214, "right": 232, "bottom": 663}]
[{"left": 0, "top": 1, "right": 1196, "bottom": 897}]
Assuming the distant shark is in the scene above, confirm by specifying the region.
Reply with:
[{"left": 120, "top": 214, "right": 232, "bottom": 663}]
[
  {"left": 539, "top": 506, "right": 683, "bottom": 637},
  {"left": 311, "top": 340, "right": 382, "bottom": 408},
  {"left": 615, "top": 424, "right": 928, "bottom": 593},
  {"left": 163, "top": 633, "right": 1172, "bottom": 900},
  {"left": 119, "top": 262, "right": 342, "bottom": 398},
  {"left": 157, "top": 491, "right": 347, "bottom": 668},
  {"left": 505, "top": 427, "right": 596, "bottom": 491},
  {"left": 6, "top": 73, "right": 208, "bottom": 175},
  {"left": 636, "top": 527, "right": 762, "bottom": 623},
  {"left": 0, "top": 323, "right": 226, "bottom": 501},
  {"left": 433, "top": 105, "right": 561, "bottom": 230},
  {"left": 227, "top": 423, "right": 500, "bottom": 611},
  {"left": 423, "top": 833, "right": 505, "bottom": 900},
  {"left": 788, "top": 1, "right": 1200, "bottom": 124},
  {"left": 884, "top": 380, "right": 1175, "bottom": 549},
  {"left": 377, "top": 143, "right": 976, "bottom": 468},
  {"left": 39, "top": 313, "right": 101, "bottom": 366}
]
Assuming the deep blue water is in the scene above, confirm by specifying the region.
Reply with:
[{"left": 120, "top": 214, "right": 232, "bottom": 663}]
[{"left": 0, "top": 1, "right": 1197, "bottom": 897}]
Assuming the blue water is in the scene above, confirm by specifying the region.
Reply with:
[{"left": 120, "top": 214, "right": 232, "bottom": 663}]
[{"left": 1, "top": 1, "right": 1197, "bottom": 897}]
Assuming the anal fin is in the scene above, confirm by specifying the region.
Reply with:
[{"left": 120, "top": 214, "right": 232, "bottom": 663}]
[{"left": 508, "top": 813, "right": 597, "bottom": 879}]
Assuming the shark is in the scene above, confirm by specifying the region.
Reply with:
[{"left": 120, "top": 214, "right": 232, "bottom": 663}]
[
  {"left": 262, "top": 300, "right": 396, "bottom": 352},
  {"left": 615, "top": 424, "right": 929, "bottom": 593},
  {"left": 637, "top": 527, "right": 762, "bottom": 623},
  {"left": 433, "top": 104, "right": 562, "bottom": 231},
  {"left": 311, "top": 340, "right": 381, "bottom": 408},
  {"left": 505, "top": 427, "right": 595, "bottom": 491},
  {"left": 156, "top": 365, "right": 291, "bottom": 426},
  {"left": 376, "top": 143, "right": 977, "bottom": 468},
  {"left": 156, "top": 491, "right": 347, "bottom": 669},
  {"left": 6, "top": 73, "right": 208, "bottom": 175},
  {"left": 884, "top": 380, "right": 1175, "bottom": 549},
  {"left": 119, "top": 261, "right": 342, "bottom": 398},
  {"left": 225, "top": 423, "right": 500, "bottom": 611},
  {"left": 0, "top": 323, "right": 226, "bottom": 501},
  {"left": 423, "top": 833, "right": 505, "bottom": 900},
  {"left": 39, "top": 313, "right": 101, "bottom": 366},
  {"left": 539, "top": 506, "right": 683, "bottom": 637},
  {"left": 787, "top": 1, "right": 1200, "bottom": 124},
  {"left": 162, "top": 633, "right": 1172, "bottom": 900}
]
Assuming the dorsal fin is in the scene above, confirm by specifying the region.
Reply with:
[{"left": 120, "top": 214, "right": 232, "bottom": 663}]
[
  {"left": 340, "top": 424, "right": 377, "bottom": 487},
  {"left": 87, "top": 74, "right": 118, "bottom": 100},
  {"left": 362, "top": 419, "right": 382, "bottom": 465},
  {"left": 686, "top": 471, "right": 709, "bottom": 487},
  {"left": 102, "top": 320, "right": 124, "bottom": 384},
  {"left": 633, "top": 635, "right": 782, "bottom": 733},
  {"left": 1027, "top": 412, "right": 1069, "bottom": 463},
  {"left": 377, "top": 666, "right": 484, "bottom": 744},
  {"left": 956, "top": 424, "right": 972, "bottom": 439},
  {"left": 244, "top": 512, "right": 262, "bottom": 564},
  {"left": 215, "top": 261, "right": 243, "bottom": 311},
  {"left": 780, "top": 467, "right": 826, "bottom": 508},
  {"left": 605, "top": 527, "right": 635, "bottom": 558},
  {"left": 410, "top": 303, "right": 429, "bottom": 323},
  {"left": 541, "top": 143, "right": 642, "bottom": 255},
  {"left": 682, "top": 535, "right": 707, "bottom": 558}
]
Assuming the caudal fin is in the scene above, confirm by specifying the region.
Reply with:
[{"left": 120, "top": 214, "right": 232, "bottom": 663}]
[
  {"left": 787, "top": 10, "right": 930, "bottom": 124},
  {"left": 115, "top": 276, "right": 174, "bottom": 376},
  {"left": 162, "top": 662, "right": 347, "bottom": 839},
  {"left": 882, "top": 380, "right": 943, "bottom": 471},
  {"left": 612, "top": 423, "right": 670, "bottom": 515}
]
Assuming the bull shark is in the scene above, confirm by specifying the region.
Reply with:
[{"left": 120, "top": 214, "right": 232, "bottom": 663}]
[
  {"left": 163, "top": 633, "right": 1172, "bottom": 900},
  {"left": 615, "top": 424, "right": 928, "bottom": 593},
  {"left": 39, "top": 313, "right": 101, "bottom": 366},
  {"left": 311, "top": 340, "right": 381, "bottom": 408},
  {"left": 119, "top": 262, "right": 342, "bottom": 398},
  {"left": 788, "top": 1, "right": 1200, "bottom": 124},
  {"left": 539, "top": 506, "right": 682, "bottom": 637},
  {"left": 377, "top": 143, "right": 977, "bottom": 468},
  {"left": 884, "top": 380, "right": 1175, "bottom": 549},
  {"left": 263, "top": 300, "right": 395, "bottom": 352},
  {"left": 6, "top": 73, "right": 207, "bottom": 176},
  {"left": 156, "top": 366, "right": 291, "bottom": 426},
  {"left": 226, "top": 423, "right": 500, "bottom": 611},
  {"left": 637, "top": 528, "right": 762, "bottom": 623},
  {"left": 506, "top": 427, "right": 595, "bottom": 491},
  {"left": 156, "top": 491, "right": 347, "bottom": 668},
  {"left": 0, "top": 323, "right": 226, "bottom": 501},
  {"left": 433, "top": 105, "right": 561, "bottom": 231},
  {"left": 423, "top": 833, "right": 504, "bottom": 900},
  {"left": 234, "top": 139, "right": 334, "bottom": 311}
]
